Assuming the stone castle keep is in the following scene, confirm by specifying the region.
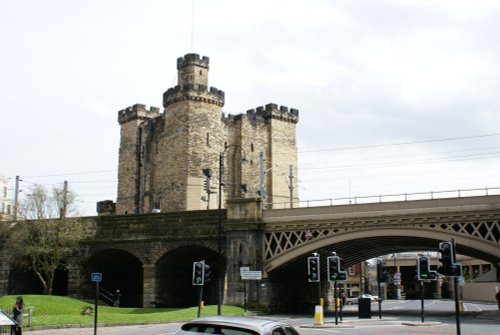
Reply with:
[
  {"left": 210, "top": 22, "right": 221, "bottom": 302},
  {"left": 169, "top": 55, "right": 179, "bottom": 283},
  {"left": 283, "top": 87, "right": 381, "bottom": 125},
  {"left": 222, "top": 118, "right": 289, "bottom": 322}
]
[{"left": 115, "top": 53, "right": 299, "bottom": 213}]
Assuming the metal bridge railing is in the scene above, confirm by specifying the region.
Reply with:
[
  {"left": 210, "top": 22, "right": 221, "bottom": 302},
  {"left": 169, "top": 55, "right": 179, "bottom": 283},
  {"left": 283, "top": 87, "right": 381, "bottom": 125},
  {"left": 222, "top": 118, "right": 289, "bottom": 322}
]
[{"left": 268, "top": 186, "right": 500, "bottom": 209}]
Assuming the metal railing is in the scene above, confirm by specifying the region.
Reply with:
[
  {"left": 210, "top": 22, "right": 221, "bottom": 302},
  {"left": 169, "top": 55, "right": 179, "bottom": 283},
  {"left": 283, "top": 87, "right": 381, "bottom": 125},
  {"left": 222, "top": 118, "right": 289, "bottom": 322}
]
[
  {"left": 268, "top": 186, "right": 500, "bottom": 209},
  {"left": 0, "top": 306, "right": 33, "bottom": 328},
  {"left": 98, "top": 287, "right": 116, "bottom": 306}
]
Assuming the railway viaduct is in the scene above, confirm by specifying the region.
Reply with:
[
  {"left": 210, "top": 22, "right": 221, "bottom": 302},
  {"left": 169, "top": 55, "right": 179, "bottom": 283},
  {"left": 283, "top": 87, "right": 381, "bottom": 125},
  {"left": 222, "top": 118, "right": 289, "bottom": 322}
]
[{"left": 2, "top": 194, "right": 499, "bottom": 312}]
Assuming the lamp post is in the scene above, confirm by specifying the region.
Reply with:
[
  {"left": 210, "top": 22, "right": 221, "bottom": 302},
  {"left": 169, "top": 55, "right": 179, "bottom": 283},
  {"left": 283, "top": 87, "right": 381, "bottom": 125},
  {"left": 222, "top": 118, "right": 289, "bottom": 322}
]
[{"left": 217, "top": 144, "right": 245, "bottom": 315}]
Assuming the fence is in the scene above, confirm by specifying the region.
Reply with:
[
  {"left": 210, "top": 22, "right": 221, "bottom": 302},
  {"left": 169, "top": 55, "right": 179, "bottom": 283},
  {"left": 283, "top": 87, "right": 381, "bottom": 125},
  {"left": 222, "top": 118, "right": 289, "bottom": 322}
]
[{"left": 269, "top": 186, "right": 500, "bottom": 209}]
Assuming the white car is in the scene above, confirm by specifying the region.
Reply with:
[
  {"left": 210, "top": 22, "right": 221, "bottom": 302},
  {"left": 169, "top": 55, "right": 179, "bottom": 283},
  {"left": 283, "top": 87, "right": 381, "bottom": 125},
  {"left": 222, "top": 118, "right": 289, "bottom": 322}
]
[
  {"left": 174, "top": 316, "right": 301, "bottom": 335},
  {"left": 345, "top": 296, "right": 359, "bottom": 305},
  {"left": 360, "top": 294, "right": 380, "bottom": 301}
]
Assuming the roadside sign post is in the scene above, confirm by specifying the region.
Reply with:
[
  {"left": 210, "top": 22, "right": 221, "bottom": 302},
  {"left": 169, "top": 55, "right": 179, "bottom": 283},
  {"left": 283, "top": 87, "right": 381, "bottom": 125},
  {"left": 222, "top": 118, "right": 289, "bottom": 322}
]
[
  {"left": 240, "top": 268, "right": 262, "bottom": 315},
  {"left": 91, "top": 272, "right": 102, "bottom": 335}
]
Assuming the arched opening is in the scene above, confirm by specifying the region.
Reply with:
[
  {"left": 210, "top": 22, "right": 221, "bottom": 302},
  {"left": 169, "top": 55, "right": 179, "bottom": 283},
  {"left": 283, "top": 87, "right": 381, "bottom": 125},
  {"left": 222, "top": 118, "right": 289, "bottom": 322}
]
[
  {"left": 265, "top": 233, "right": 498, "bottom": 313},
  {"left": 155, "top": 245, "right": 221, "bottom": 307},
  {"left": 8, "top": 266, "right": 67, "bottom": 295},
  {"left": 86, "top": 249, "right": 143, "bottom": 307}
]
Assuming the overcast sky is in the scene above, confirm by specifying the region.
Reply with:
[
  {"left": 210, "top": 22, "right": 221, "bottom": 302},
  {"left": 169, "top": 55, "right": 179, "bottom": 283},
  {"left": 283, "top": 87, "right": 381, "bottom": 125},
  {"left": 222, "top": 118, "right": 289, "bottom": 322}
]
[{"left": 2, "top": 0, "right": 500, "bottom": 216}]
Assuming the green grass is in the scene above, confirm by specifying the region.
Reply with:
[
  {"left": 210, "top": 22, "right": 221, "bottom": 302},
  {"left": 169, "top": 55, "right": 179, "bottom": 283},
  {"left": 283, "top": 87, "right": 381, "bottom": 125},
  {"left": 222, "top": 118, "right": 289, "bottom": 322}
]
[{"left": 0, "top": 295, "right": 245, "bottom": 327}]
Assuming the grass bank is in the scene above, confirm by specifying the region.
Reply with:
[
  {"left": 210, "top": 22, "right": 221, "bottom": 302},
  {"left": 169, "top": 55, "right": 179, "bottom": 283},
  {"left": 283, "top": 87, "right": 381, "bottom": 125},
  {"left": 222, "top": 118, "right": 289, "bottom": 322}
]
[{"left": 0, "top": 295, "right": 244, "bottom": 327}]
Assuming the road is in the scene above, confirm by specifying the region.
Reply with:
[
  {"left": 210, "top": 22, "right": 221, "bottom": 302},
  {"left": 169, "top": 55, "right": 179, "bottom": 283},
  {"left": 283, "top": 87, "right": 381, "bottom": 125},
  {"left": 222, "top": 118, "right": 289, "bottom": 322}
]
[{"left": 25, "top": 300, "right": 499, "bottom": 335}]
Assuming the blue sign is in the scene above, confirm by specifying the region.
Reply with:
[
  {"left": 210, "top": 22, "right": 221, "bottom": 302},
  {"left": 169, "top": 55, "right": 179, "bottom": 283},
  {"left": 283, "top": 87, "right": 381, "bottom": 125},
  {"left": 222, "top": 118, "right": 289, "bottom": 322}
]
[{"left": 91, "top": 272, "right": 102, "bottom": 282}]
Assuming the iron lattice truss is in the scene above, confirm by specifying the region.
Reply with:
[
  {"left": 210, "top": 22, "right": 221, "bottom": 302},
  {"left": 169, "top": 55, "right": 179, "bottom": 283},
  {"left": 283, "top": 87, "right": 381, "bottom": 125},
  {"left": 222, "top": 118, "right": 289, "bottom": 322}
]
[{"left": 263, "top": 212, "right": 500, "bottom": 264}]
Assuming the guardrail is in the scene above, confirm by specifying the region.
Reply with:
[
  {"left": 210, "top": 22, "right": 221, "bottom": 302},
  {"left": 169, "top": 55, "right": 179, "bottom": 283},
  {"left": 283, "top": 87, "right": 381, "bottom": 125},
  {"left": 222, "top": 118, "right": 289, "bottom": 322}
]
[{"left": 268, "top": 186, "right": 500, "bottom": 209}]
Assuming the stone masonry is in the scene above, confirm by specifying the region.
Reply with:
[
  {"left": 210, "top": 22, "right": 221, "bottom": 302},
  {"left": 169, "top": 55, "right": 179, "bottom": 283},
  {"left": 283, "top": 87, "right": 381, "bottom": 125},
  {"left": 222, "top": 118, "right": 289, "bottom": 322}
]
[{"left": 115, "top": 54, "right": 299, "bottom": 214}]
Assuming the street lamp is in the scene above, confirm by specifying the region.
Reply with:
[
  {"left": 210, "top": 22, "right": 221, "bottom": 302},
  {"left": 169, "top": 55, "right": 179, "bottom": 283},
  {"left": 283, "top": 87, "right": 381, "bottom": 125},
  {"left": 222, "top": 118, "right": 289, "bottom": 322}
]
[{"left": 217, "top": 144, "right": 246, "bottom": 315}]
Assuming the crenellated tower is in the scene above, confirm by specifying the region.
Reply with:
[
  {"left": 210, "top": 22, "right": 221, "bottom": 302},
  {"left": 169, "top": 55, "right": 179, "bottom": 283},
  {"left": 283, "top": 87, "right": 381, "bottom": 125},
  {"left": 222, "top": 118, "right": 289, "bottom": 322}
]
[{"left": 114, "top": 53, "right": 299, "bottom": 214}]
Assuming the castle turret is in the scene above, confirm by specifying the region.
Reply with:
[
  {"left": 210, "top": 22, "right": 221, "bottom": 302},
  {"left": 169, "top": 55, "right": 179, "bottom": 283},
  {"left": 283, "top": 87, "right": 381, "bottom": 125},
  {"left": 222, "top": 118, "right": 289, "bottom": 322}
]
[
  {"left": 116, "top": 104, "right": 160, "bottom": 214},
  {"left": 177, "top": 53, "right": 209, "bottom": 86},
  {"left": 114, "top": 54, "right": 299, "bottom": 214},
  {"left": 158, "top": 54, "right": 226, "bottom": 211}
]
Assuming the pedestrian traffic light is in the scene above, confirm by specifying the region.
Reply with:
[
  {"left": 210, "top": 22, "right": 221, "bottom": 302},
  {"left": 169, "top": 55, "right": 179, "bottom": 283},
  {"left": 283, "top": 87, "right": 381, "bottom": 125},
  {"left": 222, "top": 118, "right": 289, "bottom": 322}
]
[
  {"left": 192, "top": 261, "right": 205, "bottom": 285},
  {"left": 377, "top": 260, "right": 388, "bottom": 283},
  {"left": 327, "top": 255, "right": 347, "bottom": 281},
  {"left": 417, "top": 256, "right": 437, "bottom": 281},
  {"left": 438, "top": 241, "right": 462, "bottom": 277},
  {"left": 307, "top": 255, "right": 320, "bottom": 282}
]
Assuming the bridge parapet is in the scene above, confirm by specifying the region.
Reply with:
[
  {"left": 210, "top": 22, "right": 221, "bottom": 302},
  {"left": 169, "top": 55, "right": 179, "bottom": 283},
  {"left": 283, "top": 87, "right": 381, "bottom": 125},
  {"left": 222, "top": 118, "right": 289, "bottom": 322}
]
[
  {"left": 263, "top": 195, "right": 500, "bottom": 223},
  {"left": 84, "top": 210, "right": 223, "bottom": 243}
]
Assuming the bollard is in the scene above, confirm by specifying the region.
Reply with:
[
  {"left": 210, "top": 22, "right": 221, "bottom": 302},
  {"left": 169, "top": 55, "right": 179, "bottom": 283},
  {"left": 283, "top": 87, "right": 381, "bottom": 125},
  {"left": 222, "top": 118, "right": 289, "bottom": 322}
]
[{"left": 314, "top": 305, "right": 324, "bottom": 325}]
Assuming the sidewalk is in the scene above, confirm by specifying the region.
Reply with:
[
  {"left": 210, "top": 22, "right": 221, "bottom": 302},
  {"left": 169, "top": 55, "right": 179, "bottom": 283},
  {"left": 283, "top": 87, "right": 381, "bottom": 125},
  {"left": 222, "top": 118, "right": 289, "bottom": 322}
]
[
  {"left": 25, "top": 322, "right": 178, "bottom": 334},
  {"left": 473, "top": 309, "right": 500, "bottom": 321}
]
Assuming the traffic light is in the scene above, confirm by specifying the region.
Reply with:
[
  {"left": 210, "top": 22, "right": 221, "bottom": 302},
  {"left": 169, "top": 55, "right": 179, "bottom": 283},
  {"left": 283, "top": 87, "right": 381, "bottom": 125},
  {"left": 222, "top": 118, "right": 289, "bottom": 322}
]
[
  {"left": 377, "top": 260, "right": 388, "bottom": 283},
  {"left": 204, "top": 263, "right": 211, "bottom": 283},
  {"left": 417, "top": 256, "right": 437, "bottom": 281},
  {"left": 438, "top": 241, "right": 453, "bottom": 275},
  {"left": 496, "top": 262, "right": 500, "bottom": 283},
  {"left": 192, "top": 261, "right": 205, "bottom": 285},
  {"left": 438, "top": 241, "right": 462, "bottom": 277},
  {"left": 307, "top": 255, "right": 320, "bottom": 282},
  {"left": 327, "top": 256, "right": 347, "bottom": 281},
  {"left": 203, "top": 179, "right": 211, "bottom": 193}
]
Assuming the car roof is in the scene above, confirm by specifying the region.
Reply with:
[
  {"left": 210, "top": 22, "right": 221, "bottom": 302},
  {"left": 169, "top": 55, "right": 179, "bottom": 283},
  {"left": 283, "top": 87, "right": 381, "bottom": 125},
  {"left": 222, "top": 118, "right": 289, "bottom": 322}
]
[{"left": 187, "top": 316, "right": 289, "bottom": 331}]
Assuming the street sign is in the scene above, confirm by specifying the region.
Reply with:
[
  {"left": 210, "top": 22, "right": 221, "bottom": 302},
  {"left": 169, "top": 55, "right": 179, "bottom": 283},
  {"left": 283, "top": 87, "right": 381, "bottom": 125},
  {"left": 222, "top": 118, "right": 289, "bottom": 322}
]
[
  {"left": 91, "top": 272, "right": 102, "bottom": 282},
  {"left": 394, "top": 272, "right": 401, "bottom": 285},
  {"left": 241, "top": 270, "right": 262, "bottom": 280}
]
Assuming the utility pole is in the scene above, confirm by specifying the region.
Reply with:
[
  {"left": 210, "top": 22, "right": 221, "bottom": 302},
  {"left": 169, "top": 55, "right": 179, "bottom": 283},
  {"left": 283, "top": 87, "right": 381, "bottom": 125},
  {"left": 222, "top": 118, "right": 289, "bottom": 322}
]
[
  {"left": 62, "top": 180, "right": 68, "bottom": 219},
  {"left": 259, "top": 152, "right": 265, "bottom": 210},
  {"left": 288, "top": 164, "right": 294, "bottom": 208}
]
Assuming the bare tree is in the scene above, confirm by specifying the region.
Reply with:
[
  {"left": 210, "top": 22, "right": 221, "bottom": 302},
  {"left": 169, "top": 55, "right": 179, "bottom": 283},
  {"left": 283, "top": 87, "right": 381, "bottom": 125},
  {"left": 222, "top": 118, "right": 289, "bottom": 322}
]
[{"left": 7, "top": 184, "right": 85, "bottom": 295}]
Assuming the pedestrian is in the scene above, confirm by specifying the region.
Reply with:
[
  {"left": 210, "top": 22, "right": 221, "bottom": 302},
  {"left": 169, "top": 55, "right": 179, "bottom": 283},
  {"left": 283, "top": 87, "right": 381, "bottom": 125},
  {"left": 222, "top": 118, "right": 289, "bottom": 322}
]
[
  {"left": 496, "top": 290, "right": 500, "bottom": 311},
  {"left": 12, "top": 296, "right": 24, "bottom": 335}
]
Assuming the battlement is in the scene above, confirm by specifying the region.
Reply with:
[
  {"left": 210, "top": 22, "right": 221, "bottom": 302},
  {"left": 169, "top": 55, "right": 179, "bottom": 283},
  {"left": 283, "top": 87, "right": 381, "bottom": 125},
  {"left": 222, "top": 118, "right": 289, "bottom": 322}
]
[
  {"left": 177, "top": 53, "right": 210, "bottom": 70},
  {"left": 118, "top": 103, "right": 161, "bottom": 125},
  {"left": 245, "top": 103, "right": 299, "bottom": 123},
  {"left": 163, "top": 84, "right": 225, "bottom": 108}
]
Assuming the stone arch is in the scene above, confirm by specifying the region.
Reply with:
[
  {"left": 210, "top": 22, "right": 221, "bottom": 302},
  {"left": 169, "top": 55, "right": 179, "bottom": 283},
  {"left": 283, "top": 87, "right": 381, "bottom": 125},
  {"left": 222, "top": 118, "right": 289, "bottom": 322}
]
[
  {"left": 8, "top": 265, "right": 68, "bottom": 296},
  {"left": 154, "top": 245, "right": 221, "bottom": 307},
  {"left": 86, "top": 248, "right": 143, "bottom": 307}
]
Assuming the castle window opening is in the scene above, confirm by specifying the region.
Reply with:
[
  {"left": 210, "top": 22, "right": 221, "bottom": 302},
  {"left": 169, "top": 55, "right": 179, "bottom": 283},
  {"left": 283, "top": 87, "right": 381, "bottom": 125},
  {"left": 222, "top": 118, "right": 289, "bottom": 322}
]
[
  {"left": 206, "top": 133, "right": 210, "bottom": 146},
  {"left": 251, "top": 143, "right": 254, "bottom": 152}
]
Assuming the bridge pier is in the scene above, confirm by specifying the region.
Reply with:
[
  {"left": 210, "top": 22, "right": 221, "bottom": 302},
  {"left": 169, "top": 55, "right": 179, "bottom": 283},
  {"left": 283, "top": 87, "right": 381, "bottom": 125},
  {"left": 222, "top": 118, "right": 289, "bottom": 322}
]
[
  {"left": 224, "top": 198, "right": 269, "bottom": 309},
  {"left": 143, "top": 264, "right": 156, "bottom": 307}
]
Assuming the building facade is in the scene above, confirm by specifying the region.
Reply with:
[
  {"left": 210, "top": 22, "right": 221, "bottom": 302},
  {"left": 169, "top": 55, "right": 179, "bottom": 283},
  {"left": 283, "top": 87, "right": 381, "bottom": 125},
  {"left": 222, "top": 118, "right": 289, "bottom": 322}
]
[
  {"left": 115, "top": 54, "right": 299, "bottom": 214},
  {"left": 0, "top": 176, "right": 13, "bottom": 221}
]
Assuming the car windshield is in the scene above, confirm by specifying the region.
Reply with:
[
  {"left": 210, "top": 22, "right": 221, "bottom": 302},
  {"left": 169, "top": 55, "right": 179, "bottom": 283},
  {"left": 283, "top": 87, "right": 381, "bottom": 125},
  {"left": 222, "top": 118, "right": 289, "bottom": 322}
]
[{"left": 181, "top": 324, "right": 259, "bottom": 335}]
